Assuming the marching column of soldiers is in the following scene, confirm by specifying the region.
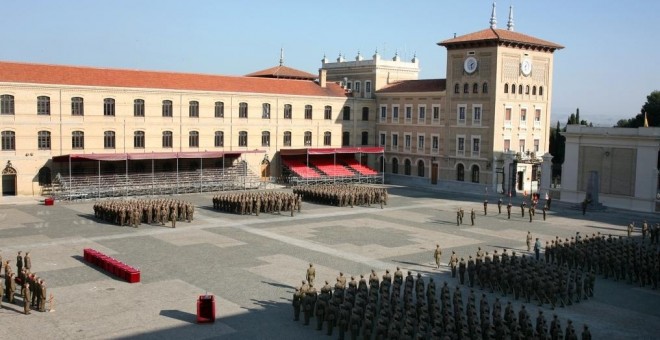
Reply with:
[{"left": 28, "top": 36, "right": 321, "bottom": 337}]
[
  {"left": 292, "top": 266, "right": 590, "bottom": 339},
  {"left": 293, "top": 184, "right": 388, "bottom": 209},
  {"left": 212, "top": 191, "right": 301, "bottom": 216},
  {"left": 93, "top": 199, "right": 194, "bottom": 228},
  {"left": 2, "top": 251, "right": 50, "bottom": 315}
]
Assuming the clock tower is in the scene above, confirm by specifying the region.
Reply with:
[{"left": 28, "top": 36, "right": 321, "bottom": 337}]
[{"left": 438, "top": 4, "right": 563, "bottom": 195}]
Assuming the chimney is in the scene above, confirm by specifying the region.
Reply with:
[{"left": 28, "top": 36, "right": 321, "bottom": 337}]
[{"left": 319, "top": 69, "right": 327, "bottom": 88}]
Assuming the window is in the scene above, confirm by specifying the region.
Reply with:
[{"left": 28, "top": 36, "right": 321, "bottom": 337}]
[
  {"left": 304, "top": 131, "right": 312, "bottom": 146},
  {"left": 539, "top": 86, "right": 544, "bottom": 96},
  {"left": 134, "top": 99, "right": 145, "bottom": 117},
  {"left": 238, "top": 131, "right": 248, "bottom": 147},
  {"left": 215, "top": 101, "right": 224, "bottom": 118},
  {"left": 473, "top": 106, "right": 482, "bottom": 125},
  {"left": 134, "top": 131, "right": 145, "bottom": 149},
  {"left": 458, "top": 105, "right": 466, "bottom": 124},
  {"left": 162, "top": 131, "right": 173, "bottom": 148},
  {"left": 261, "top": 131, "right": 270, "bottom": 147},
  {"left": 511, "top": 84, "right": 516, "bottom": 94},
  {"left": 284, "top": 104, "right": 292, "bottom": 119},
  {"left": 457, "top": 136, "right": 465, "bottom": 156},
  {"left": 1, "top": 131, "right": 15, "bottom": 150},
  {"left": 72, "top": 131, "right": 84, "bottom": 149},
  {"left": 535, "top": 108, "right": 542, "bottom": 126},
  {"left": 534, "top": 139, "right": 540, "bottom": 152},
  {"left": 380, "top": 106, "right": 387, "bottom": 121},
  {"left": 432, "top": 136, "right": 439, "bottom": 152},
  {"left": 304, "top": 105, "right": 312, "bottom": 120},
  {"left": 379, "top": 133, "right": 386, "bottom": 146},
  {"left": 520, "top": 108, "right": 527, "bottom": 123},
  {"left": 361, "top": 131, "right": 369, "bottom": 146},
  {"left": 162, "top": 100, "right": 173, "bottom": 117},
  {"left": 365, "top": 81, "right": 371, "bottom": 95},
  {"left": 518, "top": 85, "right": 523, "bottom": 94},
  {"left": 0, "top": 95, "right": 14, "bottom": 115},
  {"left": 482, "top": 82, "right": 488, "bottom": 94},
  {"left": 392, "top": 134, "right": 399, "bottom": 149},
  {"left": 418, "top": 135, "right": 425, "bottom": 152},
  {"left": 37, "top": 96, "right": 50, "bottom": 115},
  {"left": 239, "top": 102, "right": 248, "bottom": 118},
  {"left": 404, "top": 159, "right": 412, "bottom": 176},
  {"left": 103, "top": 98, "right": 115, "bottom": 116},
  {"left": 354, "top": 81, "right": 361, "bottom": 93},
  {"left": 263, "top": 103, "right": 271, "bottom": 119},
  {"left": 505, "top": 107, "right": 512, "bottom": 123},
  {"left": 346, "top": 82, "right": 352, "bottom": 90},
  {"left": 71, "top": 97, "right": 84, "bottom": 116},
  {"left": 405, "top": 105, "right": 412, "bottom": 121},
  {"left": 417, "top": 160, "right": 425, "bottom": 177},
  {"left": 457, "top": 163, "right": 465, "bottom": 181},
  {"left": 342, "top": 106, "right": 350, "bottom": 120},
  {"left": 471, "top": 165, "right": 480, "bottom": 183},
  {"left": 392, "top": 158, "right": 399, "bottom": 174},
  {"left": 283, "top": 131, "right": 292, "bottom": 146},
  {"left": 463, "top": 83, "right": 469, "bottom": 93},
  {"left": 214, "top": 131, "right": 224, "bottom": 147},
  {"left": 532, "top": 86, "right": 537, "bottom": 95},
  {"left": 525, "top": 85, "right": 530, "bottom": 95},
  {"left": 189, "top": 101, "right": 199, "bottom": 117},
  {"left": 504, "top": 84, "right": 509, "bottom": 94},
  {"left": 404, "top": 134, "right": 411, "bottom": 150},
  {"left": 189, "top": 131, "right": 199, "bottom": 147},
  {"left": 432, "top": 105, "right": 440, "bottom": 122},
  {"left": 324, "top": 105, "right": 332, "bottom": 120},
  {"left": 418, "top": 105, "right": 426, "bottom": 122},
  {"left": 392, "top": 106, "right": 399, "bottom": 122},
  {"left": 472, "top": 137, "right": 480, "bottom": 157},
  {"left": 362, "top": 107, "right": 369, "bottom": 121},
  {"left": 342, "top": 131, "right": 350, "bottom": 146},
  {"left": 104, "top": 131, "right": 116, "bottom": 149},
  {"left": 504, "top": 139, "right": 511, "bottom": 152},
  {"left": 519, "top": 139, "right": 526, "bottom": 153},
  {"left": 454, "top": 83, "right": 460, "bottom": 94},
  {"left": 473, "top": 83, "right": 479, "bottom": 93},
  {"left": 324, "top": 131, "right": 331, "bottom": 146},
  {"left": 38, "top": 131, "right": 51, "bottom": 150}
]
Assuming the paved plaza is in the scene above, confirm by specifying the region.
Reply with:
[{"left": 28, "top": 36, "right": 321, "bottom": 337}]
[{"left": 1, "top": 186, "right": 659, "bottom": 339}]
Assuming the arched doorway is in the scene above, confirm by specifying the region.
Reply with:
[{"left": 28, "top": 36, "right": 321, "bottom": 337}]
[
  {"left": 38, "top": 166, "right": 52, "bottom": 186},
  {"left": 2, "top": 160, "right": 17, "bottom": 196}
]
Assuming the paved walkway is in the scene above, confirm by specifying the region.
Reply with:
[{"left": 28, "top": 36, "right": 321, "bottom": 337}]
[{"left": 0, "top": 187, "right": 658, "bottom": 339}]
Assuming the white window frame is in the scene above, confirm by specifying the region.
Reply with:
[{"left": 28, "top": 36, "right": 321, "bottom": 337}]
[
  {"left": 471, "top": 135, "right": 481, "bottom": 158},
  {"left": 417, "top": 134, "right": 425, "bottom": 154},
  {"left": 418, "top": 105, "right": 426, "bottom": 124},
  {"left": 392, "top": 133, "right": 399, "bottom": 151},
  {"left": 404, "top": 133, "right": 412, "bottom": 151},
  {"left": 392, "top": 105, "right": 399, "bottom": 123},
  {"left": 431, "top": 135, "right": 439, "bottom": 154},
  {"left": 534, "top": 108, "right": 542, "bottom": 128},
  {"left": 457, "top": 104, "right": 467, "bottom": 125},
  {"left": 472, "top": 104, "right": 482, "bottom": 126},
  {"left": 405, "top": 105, "right": 413, "bottom": 123},
  {"left": 432, "top": 104, "right": 440, "bottom": 124},
  {"left": 379, "top": 105, "right": 387, "bottom": 122},
  {"left": 520, "top": 107, "right": 528, "bottom": 128},
  {"left": 354, "top": 81, "right": 361, "bottom": 94},
  {"left": 456, "top": 135, "right": 465, "bottom": 157}
]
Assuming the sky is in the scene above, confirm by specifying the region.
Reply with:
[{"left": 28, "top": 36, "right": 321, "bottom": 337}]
[{"left": 2, "top": 0, "right": 659, "bottom": 126}]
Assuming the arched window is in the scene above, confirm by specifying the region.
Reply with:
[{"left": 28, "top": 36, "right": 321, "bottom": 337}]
[
  {"left": 518, "top": 85, "right": 523, "bottom": 94},
  {"left": 103, "top": 98, "right": 115, "bottom": 116},
  {"left": 37, "top": 96, "right": 50, "bottom": 115},
  {"left": 189, "top": 131, "right": 199, "bottom": 147},
  {"left": 104, "top": 131, "right": 115, "bottom": 149},
  {"left": 262, "top": 103, "right": 271, "bottom": 119},
  {"left": 417, "top": 160, "right": 425, "bottom": 177},
  {"left": 71, "top": 97, "right": 84, "bottom": 116},
  {"left": 456, "top": 163, "right": 465, "bottom": 181},
  {"left": 342, "top": 131, "right": 350, "bottom": 146},
  {"left": 134, "top": 99, "right": 145, "bottom": 117},
  {"left": 304, "top": 131, "right": 312, "bottom": 146},
  {"left": 342, "top": 106, "right": 351, "bottom": 120},
  {"left": 239, "top": 102, "right": 248, "bottom": 118},
  {"left": 215, "top": 101, "right": 224, "bottom": 117},
  {"left": 0, "top": 94, "right": 15, "bottom": 115},
  {"left": 162, "top": 131, "right": 173, "bottom": 148},
  {"left": 504, "top": 83, "right": 509, "bottom": 93},
  {"left": 392, "top": 158, "right": 399, "bottom": 174},
  {"left": 283, "top": 131, "right": 292, "bottom": 146},
  {"left": 482, "top": 82, "right": 488, "bottom": 94},
  {"left": 323, "top": 131, "right": 331, "bottom": 146},
  {"left": 511, "top": 84, "right": 516, "bottom": 94},
  {"left": 38, "top": 130, "right": 51, "bottom": 150},
  {"left": 471, "top": 165, "right": 480, "bottom": 183},
  {"left": 532, "top": 86, "right": 537, "bottom": 95},
  {"left": 134, "top": 131, "right": 145, "bottom": 148},
  {"left": 72, "top": 130, "right": 85, "bottom": 149},
  {"left": 525, "top": 85, "right": 530, "bottom": 95},
  {"left": 261, "top": 131, "right": 270, "bottom": 147},
  {"left": 404, "top": 159, "right": 412, "bottom": 175},
  {"left": 38, "top": 166, "right": 52, "bottom": 186},
  {"left": 284, "top": 104, "right": 292, "bottom": 119},
  {"left": 361, "top": 131, "right": 369, "bottom": 146},
  {"left": 324, "top": 105, "right": 332, "bottom": 120},
  {"left": 162, "top": 100, "right": 173, "bottom": 117},
  {"left": 539, "top": 86, "right": 544, "bottom": 96},
  {"left": 463, "top": 83, "right": 469, "bottom": 93},
  {"left": 304, "top": 105, "right": 312, "bottom": 119},
  {"left": 238, "top": 131, "right": 248, "bottom": 146},
  {"left": 214, "top": 131, "right": 224, "bottom": 147},
  {"left": 1, "top": 130, "right": 16, "bottom": 150},
  {"left": 189, "top": 101, "right": 199, "bottom": 117},
  {"left": 473, "top": 83, "right": 479, "bottom": 93},
  {"left": 454, "top": 83, "right": 460, "bottom": 94}
]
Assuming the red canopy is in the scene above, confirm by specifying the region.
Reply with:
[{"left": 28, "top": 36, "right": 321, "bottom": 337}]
[
  {"left": 280, "top": 147, "right": 384, "bottom": 156},
  {"left": 52, "top": 150, "right": 263, "bottom": 162}
]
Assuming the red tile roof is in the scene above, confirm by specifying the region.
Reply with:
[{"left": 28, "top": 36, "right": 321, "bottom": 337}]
[
  {"left": 377, "top": 79, "right": 447, "bottom": 93},
  {"left": 245, "top": 65, "right": 317, "bottom": 80},
  {"left": 0, "top": 61, "right": 347, "bottom": 97},
  {"left": 439, "top": 28, "right": 563, "bottom": 51}
]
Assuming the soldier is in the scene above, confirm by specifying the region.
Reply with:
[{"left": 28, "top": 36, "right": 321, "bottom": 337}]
[
  {"left": 170, "top": 209, "right": 177, "bottom": 228},
  {"left": 467, "top": 256, "right": 476, "bottom": 288},
  {"left": 7, "top": 273, "right": 16, "bottom": 303},
  {"left": 521, "top": 201, "right": 526, "bottom": 218},
  {"left": 526, "top": 231, "right": 533, "bottom": 252},
  {"left": 460, "top": 208, "right": 465, "bottom": 224},
  {"left": 306, "top": 263, "right": 316, "bottom": 287},
  {"left": 187, "top": 204, "right": 194, "bottom": 222},
  {"left": 450, "top": 251, "right": 458, "bottom": 278},
  {"left": 471, "top": 209, "right": 476, "bottom": 226},
  {"left": 542, "top": 205, "right": 548, "bottom": 221},
  {"left": 434, "top": 244, "right": 442, "bottom": 269},
  {"left": 292, "top": 287, "right": 302, "bottom": 321},
  {"left": 16, "top": 251, "right": 23, "bottom": 274},
  {"left": 338, "top": 272, "right": 347, "bottom": 289},
  {"left": 498, "top": 197, "right": 503, "bottom": 214},
  {"left": 457, "top": 209, "right": 461, "bottom": 226},
  {"left": 642, "top": 221, "right": 649, "bottom": 241},
  {"left": 303, "top": 284, "right": 317, "bottom": 326},
  {"left": 22, "top": 282, "right": 31, "bottom": 314},
  {"left": 507, "top": 202, "right": 512, "bottom": 219},
  {"left": 484, "top": 200, "right": 488, "bottom": 215},
  {"left": 459, "top": 257, "right": 467, "bottom": 285},
  {"left": 534, "top": 238, "right": 541, "bottom": 261},
  {"left": 529, "top": 206, "right": 533, "bottom": 222},
  {"left": 582, "top": 325, "right": 592, "bottom": 340}
]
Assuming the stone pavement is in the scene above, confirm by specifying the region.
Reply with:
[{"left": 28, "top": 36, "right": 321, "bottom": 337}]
[{"left": 0, "top": 186, "right": 659, "bottom": 339}]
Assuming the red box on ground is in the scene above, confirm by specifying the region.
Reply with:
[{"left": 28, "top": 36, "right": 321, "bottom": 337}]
[
  {"left": 197, "top": 295, "right": 215, "bottom": 323},
  {"left": 127, "top": 270, "right": 140, "bottom": 283},
  {"left": 44, "top": 198, "right": 54, "bottom": 206}
]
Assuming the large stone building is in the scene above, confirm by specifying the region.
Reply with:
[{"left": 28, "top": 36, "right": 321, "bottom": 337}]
[{"left": 0, "top": 5, "right": 562, "bottom": 198}]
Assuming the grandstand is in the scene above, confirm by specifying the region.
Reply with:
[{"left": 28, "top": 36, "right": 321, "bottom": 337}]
[{"left": 280, "top": 147, "right": 384, "bottom": 185}]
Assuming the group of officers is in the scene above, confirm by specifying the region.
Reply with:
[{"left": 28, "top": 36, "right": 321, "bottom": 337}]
[
  {"left": 93, "top": 199, "right": 194, "bottom": 228},
  {"left": 292, "top": 265, "right": 590, "bottom": 339},
  {"left": 212, "top": 191, "right": 302, "bottom": 216},
  {"left": 293, "top": 184, "right": 388, "bottom": 209},
  {"left": 457, "top": 198, "right": 549, "bottom": 226},
  {"left": 1, "top": 251, "right": 48, "bottom": 315}
]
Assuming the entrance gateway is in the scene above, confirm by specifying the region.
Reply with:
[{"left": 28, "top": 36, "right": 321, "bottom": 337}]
[{"left": 2, "top": 160, "right": 17, "bottom": 196}]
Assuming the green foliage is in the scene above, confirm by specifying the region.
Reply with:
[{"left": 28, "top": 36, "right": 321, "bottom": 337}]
[{"left": 616, "top": 90, "right": 660, "bottom": 127}]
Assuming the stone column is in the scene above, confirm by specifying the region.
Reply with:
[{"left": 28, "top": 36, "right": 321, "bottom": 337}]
[
  {"left": 503, "top": 151, "right": 516, "bottom": 197},
  {"left": 540, "top": 152, "right": 553, "bottom": 196}
]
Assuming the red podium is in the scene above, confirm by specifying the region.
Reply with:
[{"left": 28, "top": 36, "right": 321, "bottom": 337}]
[
  {"left": 44, "top": 198, "right": 54, "bottom": 206},
  {"left": 197, "top": 295, "right": 216, "bottom": 323}
]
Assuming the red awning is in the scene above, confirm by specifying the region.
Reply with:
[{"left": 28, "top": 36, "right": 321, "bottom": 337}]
[
  {"left": 52, "top": 150, "right": 262, "bottom": 162},
  {"left": 280, "top": 147, "right": 383, "bottom": 156}
]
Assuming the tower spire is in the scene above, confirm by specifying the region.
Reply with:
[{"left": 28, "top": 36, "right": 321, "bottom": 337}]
[
  {"left": 279, "top": 48, "right": 284, "bottom": 66},
  {"left": 489, "top": 1, "right": 497, "bottom": 29},
  {"left": 507, "top": 5, "right": 514, "bottom": 31}
]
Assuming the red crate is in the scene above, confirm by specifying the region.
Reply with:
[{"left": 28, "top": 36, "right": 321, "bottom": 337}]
[{"left": 197, "top": 295, "right": 215, "bottom": 323}]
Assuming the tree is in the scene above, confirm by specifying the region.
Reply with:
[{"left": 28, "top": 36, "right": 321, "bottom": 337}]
[{"left": 616, "top": 91, "right": 660, "bottom": 127}]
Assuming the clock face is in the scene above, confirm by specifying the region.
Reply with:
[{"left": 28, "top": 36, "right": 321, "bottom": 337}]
[
  {"left": 464, "top": 56, "right": 478, "bottom": 74},
  {"left": 521, "top": 59, "right": 532, "bottom": 76}
]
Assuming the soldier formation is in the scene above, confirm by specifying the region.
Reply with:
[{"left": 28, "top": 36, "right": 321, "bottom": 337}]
[
  {"left": 292, "top": 266, "right": 590, "bottom": 339},
  {"left": 93, "top": 199, "right": 194, "bottom": 228},
  {"left": 212, "top": 191, "right": 301, "bottom": 216},
  {"left": 2, "top": 251, "right": 49, "bottom": 314},
  {"left": 293, "top": 184, "right": 388, "bottom": 208}
]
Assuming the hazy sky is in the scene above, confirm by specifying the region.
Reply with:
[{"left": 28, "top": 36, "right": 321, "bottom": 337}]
[{"left": 3, "top": 0, "right": 658, "bottom": 126}]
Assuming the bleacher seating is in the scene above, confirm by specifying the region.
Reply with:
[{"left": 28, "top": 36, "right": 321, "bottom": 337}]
[
  {"left": 281, "top": 158, "right": 321, "bottom": 178},
  {"left": 339, "top": 157, "right": 379, "bottom": 175},
  {"left": 310, "top": 158, "right": 354, "bottom": 177}
]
